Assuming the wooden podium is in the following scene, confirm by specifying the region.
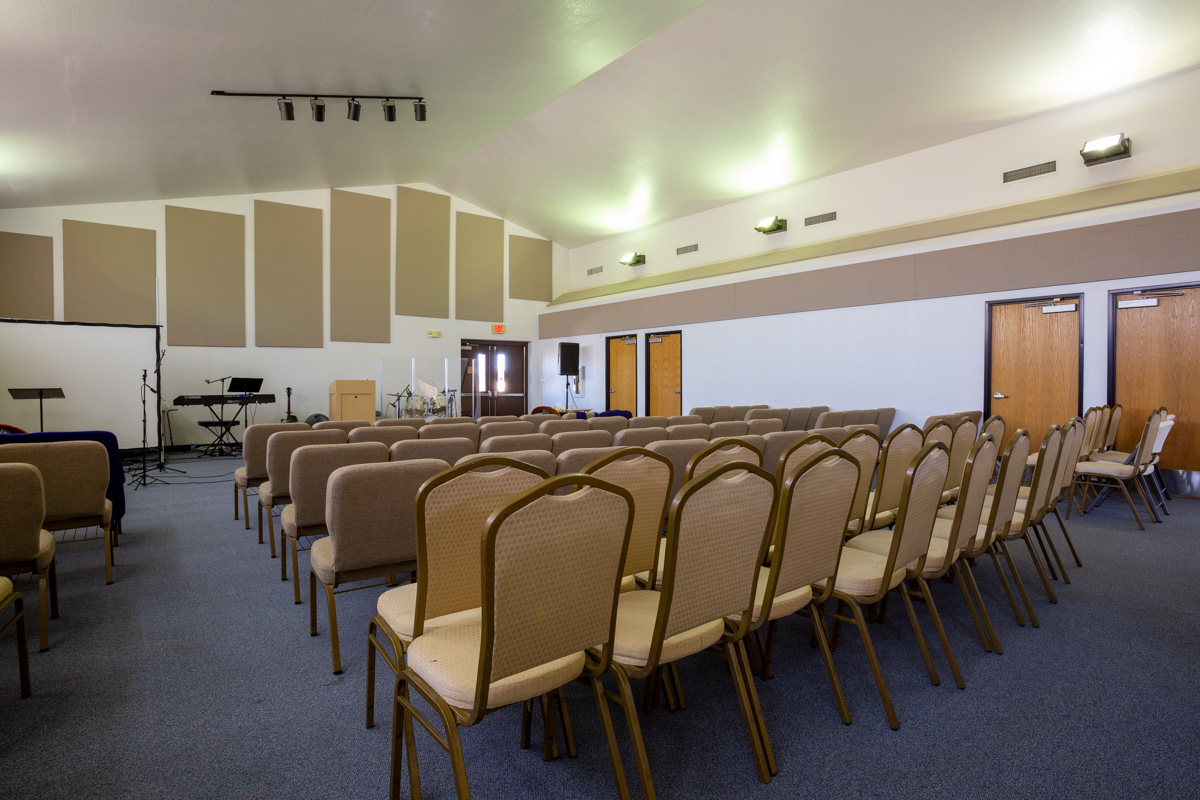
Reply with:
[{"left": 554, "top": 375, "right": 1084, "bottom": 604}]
[{"left": 328, "top": 380, "right": 376, "bottom": 422}]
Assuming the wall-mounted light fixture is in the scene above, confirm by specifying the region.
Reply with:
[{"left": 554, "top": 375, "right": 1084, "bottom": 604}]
[
  {"left": 619, "top": 252, "right": 645, "bottom": 266},
  {"left": 212, "top": 90, "right": 427, "bottom": 122},
  {"left": 754, "top": 215, "right": 787, "bottom": 234},
  {"left": 1080, "top": 133, "right": 1131, "bottom": 166}
]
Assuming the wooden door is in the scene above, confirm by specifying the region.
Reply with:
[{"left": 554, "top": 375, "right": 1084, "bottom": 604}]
[
  {"left": 646, "top": 331, "right": 682, "bottom": 417},
  {"left": 606, "top": 335, "right": 637, "bottom": 413},
  {"left": 1113, "top": 286, "right": 1200, "bottom": 470},
  {"left": 987, "top": 298, "right": 1080, "bottom": 443}
]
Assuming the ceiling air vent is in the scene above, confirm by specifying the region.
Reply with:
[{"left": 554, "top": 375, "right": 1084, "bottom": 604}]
[
  {"left": 1003, "top": 160, "right": 1056, "bottom": 183},
  {"left": 804, "top": 211, "right": 837, "bottom": 227},
  {"left": 586, "top": 265, "right": 603, "bottom": 275},
  {"left": 676, "top": 243, "right": 698, "bottom": 255}
]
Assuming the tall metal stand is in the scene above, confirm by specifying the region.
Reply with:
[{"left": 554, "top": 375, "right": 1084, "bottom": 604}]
[{"left": 129, "top": 369, "right": 168, "bottom": 489}]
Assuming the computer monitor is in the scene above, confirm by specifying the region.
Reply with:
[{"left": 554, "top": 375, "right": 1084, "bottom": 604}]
[{"left": 226, "top": 377, "right": 264, "bottom": 394}]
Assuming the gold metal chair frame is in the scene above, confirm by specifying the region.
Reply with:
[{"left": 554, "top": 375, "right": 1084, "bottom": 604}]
[
  {"left": 0, "top": 585, "right": 31, "bottom": 697},
  {"left": 684, "top": 436, "right": 763, "bottom": 482}
]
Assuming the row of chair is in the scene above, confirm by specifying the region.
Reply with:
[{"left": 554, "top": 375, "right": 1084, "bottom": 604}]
[
  {"left": 1070, "top": 405, "right": 1175, "bottom": 529},
  {"left": 687, "top": 405, "right": 897, "bottom": 436}
]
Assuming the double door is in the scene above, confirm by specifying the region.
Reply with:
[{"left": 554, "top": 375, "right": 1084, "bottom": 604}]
[{"left": 461, "top": 340, "right": 527, "bottom": 418}]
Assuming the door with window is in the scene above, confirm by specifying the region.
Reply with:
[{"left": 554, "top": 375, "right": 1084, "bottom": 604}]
[
  {"left": 646, "top": 331, "right": 682, "bottom": 417},
  {"left": 986, "top": 297, "right": 1081, "bottom": 442},
  {"left": 606, "top": 334, "right": 637, "bottom": 413},
  {"left": 461, "top": 340, "right": 527, "bottom": 418}
]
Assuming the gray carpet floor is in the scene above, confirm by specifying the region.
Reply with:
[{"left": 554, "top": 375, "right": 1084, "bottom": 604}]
[{"left": 1, "top": 453, "right": 1198, "bottom": 799}]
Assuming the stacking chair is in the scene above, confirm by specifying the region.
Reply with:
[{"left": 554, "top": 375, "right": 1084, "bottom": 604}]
[
  {"left": 1091, "top": 406, "right": 1112, "bottom": 456},
  {"left": 863, "top": 424, "right": 923, "bottom": 531},
  {"left": 0, "top": 441, "right": 113, "bottom": 584},
  {"left": 837, "top": 429, "right": 881, "bottom": 534},
  {"left": 1085, "top": 408, "right": 1172, "bottom": 518},
  {"left": 588, "top": 416, "right": 629, "bottom": 435},
  {"left": 314, "top": 419, "right": 371, "bottom": 435},
  {"left": 390, "top": 438, "right": 475, "bottom": 465},
  {"left": 521, "top": 413, "right": 560, "bottom": 426},
  {"left": 390, "top": 474, "right": 635, "bottom": 800},
  {"left": 478, "top": 421, "right": 536, "bottom": 444},
  {"left": 970, "top": 431, "right": 1036, "bottom": 632},
  {"left": 476, "top": 415, "right": 518, "bottom": 425},
  {"left": 235, "top": 422, "right": 309, "bottom": 530},
  {"left": 538, "top": 418, "right": 588, "bottom": 436},
  {"left": 419, "top": 423, "right": 481, "bottom": 448},
  {"left": 0, "top": 576, "right": 30, "bottom": 697},
  {"left": 686, "top": 437, "right": 763, "bottom": 481},
  {"left": 478, "top": 433, "right": 552, "bottom": 454},
  {"left": 941, "top": 417, "right": 979, "bottom": 502},
  {"left": 581, "top": 447, "right": 673, "bottom": 591},
  {"left": 687, "top": 407, "right": 716, "bottom": 424},
  {"left": 819, "top": 442, "right": 949, "bottom": 730},
  {"left": 375, "top": 419, "right": 426, "bottom": 431},
  {"left": 710, "top": 421, "right": 750, "bottom": 438},
  {"left": 260, "top": 429, "right": 347, "bottom": 559},
  {"left": 1076, "top": 407, "right": 1102, "bottom": 460},
  {"left": 760, "top": 430, "right": 810, "bottom": 470},
  {"left": 646, "top": 439, "right": 710, "bottom": 499},
  {"left": 348, "top": 426, "right": 419, "bottom": 447},
  {"left": 665, "top": 423, "right": 711, "bottom": 441},
  {"left": 1037, "top": 418, "right": 1086, "bottom": 570},
  {"left": 1071, "top": 410, "right": 1161, "bottom": 530},
  {"left": 458, "top": 450, "right": 557, "bottom": 476},
  {"left": 746, "top": 418, "right": 785, "bottom": 435},
  {"left": 847, "top": 436, "right": 997, "bottom": 689},
  {"left": 629, "top": 416, "right": 670, "bottom": 429},
  {"left": 281, "top": 442, "right": 389, "bottom": 604},
  {"left": 604, "top": 462, "right": 780, "bottom": 790},
  {"left": 1102, "top": 404, "right": 1123, "bottom": 453},
  {"left": 555, "top": 447, "right": 621, "bottom": 476},
  {"left": 310, "top": 458, "right": 449, "bottom": 674},
  {"left": 550, "top": 430, "right": 612, "bottom": 456},
  {"left": 0, "top": 463, "right": 57, "bottom": 652},
  {"left": 750, "top": 449, "right": 859, "bottom": 725},
  {"left": 710, "top": 406, "right": 736, "bottom": 423},
  {"left": 613, "top": 428, "right": 668, "bottom": 448},
  {"left": 923, "top": 419, "right": 954, "bottom": 449},
  {"left": 668, "top": 415, "right": 704, "bottom": 426},
  {"left": 994, "top": 426, "right": 1064, "bottom": 604},
  {"left": 425, "top": 417, "right": 477, "bottom": 425},
  {"left": 366, "top": 458, "right": 548, "bottom": 728}
]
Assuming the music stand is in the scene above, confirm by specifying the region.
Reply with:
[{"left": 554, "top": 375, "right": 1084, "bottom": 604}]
[
  {"left": 227, "top": 377, "right": 263, "bottom": 394},
  {"left": 7, "top": 388, "right": 65, "bottom": 432}
]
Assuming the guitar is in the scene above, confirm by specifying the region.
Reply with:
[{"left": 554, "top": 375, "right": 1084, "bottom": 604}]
[{"left": 282, "top": 387, "right": 298, "bottom": 423}]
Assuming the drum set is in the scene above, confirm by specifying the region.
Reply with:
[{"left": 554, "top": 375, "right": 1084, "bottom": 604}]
[{"left": 386, "top": 386, "right": 457, "bottom": 418}]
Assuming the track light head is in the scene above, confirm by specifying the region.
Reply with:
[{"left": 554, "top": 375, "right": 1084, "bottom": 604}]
[
  {"left": 1080, "top": 133, "right": 1131, "bottom": 166},
  {"left": 347, "top": 98, "right": 361, "bottom": 121},
  {"left": 310, "top": 97, "right": 326, "bottom": 122},
  {"left": 382, "top": 99, "right": 396, "bottom": 122},
  {"left": 277, "top": 97, "right": 294, "bottom": 121},
  {"left": 413, "top": 100, "right": 427, "bottom": 122}
]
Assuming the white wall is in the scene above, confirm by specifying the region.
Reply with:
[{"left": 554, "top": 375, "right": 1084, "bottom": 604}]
[
  {"left": 565, "top": 66, "right": 1200, "bottom": 294},
  {"left": 0, "top": 184, "right": 552, "bottom": 447}
]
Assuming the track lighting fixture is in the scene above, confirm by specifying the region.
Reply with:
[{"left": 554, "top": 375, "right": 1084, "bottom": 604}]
[
  {"left": 1080, "top": 133, "right": 1131, "bottom": 166},
  {"left": 619, "top": 252, "right": 645, "bottom": 267},
  {"left": 212, "top": 90, "right": 427, "bottom": 122},
  {"left": 754, "top": 215, "right": 787, "bottom": 234}
]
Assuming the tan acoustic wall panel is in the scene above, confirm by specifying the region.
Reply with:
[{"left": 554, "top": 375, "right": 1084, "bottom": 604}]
[
  {"left": 395, "top": 186, "right": 450, "bottom": 319},
  {"left": 0, "top": 231, "right": 54, "bottom": 320},
  {"left": 62, "top": 220, "right": 156, "bottom": 325},
  {"left": 540, "top": 206, "right": 1200, "bottom": 339},
  {"left": 455, "top": 212, "right": 504, "bottom": 322},
  {"left": 254, "top": 200, "right": 323, "bottom": 348},
  {"left": 165, "top": 206, "right": 245, "bottom": 347},
  {"left": 331, "top": 189, "right": 391, "bottom": 343},
  {"left": 508, "top": 234, "right": 552, "bottom": 302}
]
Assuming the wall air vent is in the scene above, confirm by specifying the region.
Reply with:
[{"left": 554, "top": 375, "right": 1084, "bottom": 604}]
[
  {"left": 1003, "top": 160, "right": 1056, "bottom": 183},
  {"left": 586, "top": 265, "right": 603, "bottom": 275},
  {"left": 804, "top": 211, "right": 837, "bottom": 226},
  {"left": 676, "top": 243, "right": 699, "bottom": 255}
]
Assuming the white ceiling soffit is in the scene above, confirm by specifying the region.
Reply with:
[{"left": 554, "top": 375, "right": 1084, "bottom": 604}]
[
  {"left": 433, "top": 0, "right": 1200, "bottom": 247},
  {"left": 0, "top": 0, "right": 707, "bottom": 209}
]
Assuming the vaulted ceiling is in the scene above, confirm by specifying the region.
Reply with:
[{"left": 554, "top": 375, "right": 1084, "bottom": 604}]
[{"left": 3, "top": 0, "right": 1199, "bottom": 247}]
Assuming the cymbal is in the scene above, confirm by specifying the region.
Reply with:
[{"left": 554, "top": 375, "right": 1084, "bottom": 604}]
[{"left": 386, "top": 393, "right": 407, "bottom": 397}]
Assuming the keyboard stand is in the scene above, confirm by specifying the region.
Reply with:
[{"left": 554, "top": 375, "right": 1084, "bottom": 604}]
[{"left": 198, "top": 400, "right": 245, "bottom": 457}]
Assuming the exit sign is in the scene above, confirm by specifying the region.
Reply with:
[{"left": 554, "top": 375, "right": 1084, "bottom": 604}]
[{"left": 492, "top": 324, "right": 505, "bottom": 334}]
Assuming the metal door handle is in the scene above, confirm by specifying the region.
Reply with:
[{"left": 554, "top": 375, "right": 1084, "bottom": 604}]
[
  {"left": 608, "top": 389, "right": 615, "bottom": 393},
  {"left": 674, "top": 391, "right": 682, "bottom": 395},
  {"left": 992, "top": 392, "right": 1008, "bottom": 399}
]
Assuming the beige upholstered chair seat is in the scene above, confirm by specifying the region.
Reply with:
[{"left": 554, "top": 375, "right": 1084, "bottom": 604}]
[
  {"left": 843, "top": 530, "right": 929, "bottom": 570},
  {"left": 233, "top": 466, "right": 266, "bottom": 489},
  {"left": 257, "top": 480, "right": 287, "bottom": 508},
  {"left": 748, "top": 566, "right": 812, "bottom": 620},
  {"left": 864, "top": 491, "right": 896, "bottom": 529},
  {"left": 376, "top": 582, "right": 482, "bottom": 644},
  {"left": 1089, "top": 450, "right": 1131, "bottom": 463},
  {"left": 814, "top": 547, "right": 906, "bottom": 597},
  {"left": 1075, "top": 460, "right": 1137, "bottom": 480},
  {"left": 405, "top": 618, "right": 586, "bottom": 710},
  {"left": 929, "top": 516, "right": 989, "bottom": 550},
  {"left": 611, "top": 590, "right": 724, "bottom": 667},
  {"left": 308, "top": 537, "right": 414, "bottom": 587},
  {"left": 280, "top": 505, "right": 328, "bottom": 540},
  {"left": 1025, "top": 453, "right": 1038, "bottom": 468},
  {"left": 45, "top": 499, "right": 112, "bottom": 533}
]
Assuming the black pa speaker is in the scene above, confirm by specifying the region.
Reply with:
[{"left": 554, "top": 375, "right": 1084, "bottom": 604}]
[{"left": 558, "top": 342, "right": 579, "bottom": 376}]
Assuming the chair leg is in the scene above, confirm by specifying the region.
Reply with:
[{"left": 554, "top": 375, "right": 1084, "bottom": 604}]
[
  {"left": 11, "top": 595, "right": 31, "bottom": 697},
  {"left": 36, "top": 569, "right": 50, "bottom": 652},
  {"left": 590, "top": 676, "right": 632, "bottom": 800},
  {"left": 963, "top": 560, "right": 1003, "bottom": 655},
  {"left": 233, "top": 482, "right": 239, "bottom": 521},
  {"left": 556, "top": 686, "right": 576, "bottom": 758},
  {"left": 1033, "top": 524, "right": 1058, "bottom": 581},
  {"left": 541, "top": 693, "right": 560, "bottom": 761},
  {"left": 325, "top": 583, "right": 341, "bottom": 674},
  {"left": 736, "top": 640, "right": 777, "bottom": 777},
  {"left": 999, "top": 540, "right": 1041, "bottom": 627},
  {"left": 390, "top": 675, "right": 426, "bottom": 800},
  {"left": 242, "top": 485, "right": 251, "bottom": 530},
  {"left": 669, "top": 663, "right": 686, "bottom": 710},
  {"left": 1037, "top": 521, "right": 1071, "bottom": 585},
  {"left": 267, "top": 505, "right": 279, "bottom": 558},
  {"left": 610, "top": 663, "right": 657, "bottom": 800},
  {"left": 104, "top": 521, "right": 113, "bottom": 585},
  {"left": 845, "top": 595, "right": 900, "bottom": 730},
  {"left": 49, "top": 560, "right": 59, "bottom": 620},
  {"left": 1112, "top": 478, "right": 1145, "bottom": 531},
  {"left": 897, "top": 582, "right": 940, "bottom": 687},
  {"left": 809, "top": 604, "right": 852, "bottom": 725},
  {"left": 1021, "top": 533, "right": 1058, "bottom": 604},
  {"left": 760, "top": 619, "right": 778, "bottom": 680},
  {"left": 987, "top": 547, "right": 1025, "bottom": 627},
  {"left": 915, "top": 576, "right": 964, "bottom": 689},
  {"left": 953, "top": 561, "right": 992, "bottom": 652},
  {"left": 1052, "top": 507, "right": 1083, "bottom": 568},
  {"left": 290, "top": 538, "right": 302, "bottom": 604},
  {"left": 367, "top": 620, "right": 379, "bottom": 729},
  {"left": 724, "top": 642, "right": 771, "bottom": 783},
  {"left": 258, "top": 501, "right": 265, "bottom": 545},
  {"left": 1132, "top": 476, "right": 1159, "bottom": 523}
]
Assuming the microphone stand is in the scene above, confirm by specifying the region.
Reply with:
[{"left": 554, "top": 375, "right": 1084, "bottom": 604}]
[
  {"left": 130, "top": 369, "right": 168, "bottom": 488},
  {"left": 155, "top": 348, "right": 183, "bottom": 474}
]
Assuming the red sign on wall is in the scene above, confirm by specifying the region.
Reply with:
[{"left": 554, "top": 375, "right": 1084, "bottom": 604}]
[{"left": 492, "top": 324, "right": 505, "bottom": 334}]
